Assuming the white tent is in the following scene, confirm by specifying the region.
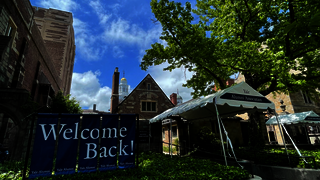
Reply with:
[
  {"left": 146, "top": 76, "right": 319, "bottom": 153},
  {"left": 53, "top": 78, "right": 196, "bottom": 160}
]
[
  {"left": 150, "top": 82, "right": 290, "bottom": 166},
  {"left": 266, "top": 111, "right": 320, "bottom": 125},
  {"left": 150, "top": 81, "right": 275, "bottom": 123}
]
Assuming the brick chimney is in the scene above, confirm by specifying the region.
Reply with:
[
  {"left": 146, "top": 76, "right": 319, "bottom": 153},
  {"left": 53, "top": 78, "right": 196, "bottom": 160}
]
[
  {"left": 226, "top": 79, "right": 235, "bottom": 86},
  {"left": 110, "top": 67, "right": 119, "bottom": 113},
  {"left": 170, "top": 93, "right": 177, "bottom": 106},
  {"left": 212, "top": 79, "right": 235, "bottom": 92}
]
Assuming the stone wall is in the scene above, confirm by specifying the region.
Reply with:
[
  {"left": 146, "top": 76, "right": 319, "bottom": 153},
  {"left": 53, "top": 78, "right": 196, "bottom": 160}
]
[{"left": 117, "top": 74, "right": 174, "bottom": 120}]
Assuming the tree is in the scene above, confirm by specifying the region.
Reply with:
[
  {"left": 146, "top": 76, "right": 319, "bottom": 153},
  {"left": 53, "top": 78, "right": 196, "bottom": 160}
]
[
  {"left": 141, "top": 0, "right": 320, "bottom": 98},
  {"left": 50, "top": 91, "right": 82, "bottom": 113}
]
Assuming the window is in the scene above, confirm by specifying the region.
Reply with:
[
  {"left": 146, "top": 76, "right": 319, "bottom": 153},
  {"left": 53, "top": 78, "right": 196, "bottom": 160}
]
[
  {"left": 147, "top": 83, "right": 151, "bottom": 90},
  {"left": 162, "top": 128, "right": 165, "bottom": 139},
  {"left": 301, "top": 91, "right": 312, "bottom": 104},
  {"left": 172, "top": 126, "right": 177, "bottom": 138},
  {"left": 4, "top": 17, "right": 17, "bottom": 48},
  {"left": 5, "top": 17, "right": 16, "bottom": 37},
  {"left": 141, "top": 101, "right": 156, "bottom": 112}
]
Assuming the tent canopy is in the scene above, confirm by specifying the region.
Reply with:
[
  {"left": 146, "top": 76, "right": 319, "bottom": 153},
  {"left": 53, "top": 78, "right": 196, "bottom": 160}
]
[
  {"left": 266, "top": 111, "right": 320, "bottom": 125},
  {"left": 150, "top": 82, "right": 275, "bottom": 123}
]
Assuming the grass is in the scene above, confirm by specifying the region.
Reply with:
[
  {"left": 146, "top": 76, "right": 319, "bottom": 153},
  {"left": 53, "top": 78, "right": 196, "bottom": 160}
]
[{"left": 0, "top": 152, "right": 249, "bottom": 180}]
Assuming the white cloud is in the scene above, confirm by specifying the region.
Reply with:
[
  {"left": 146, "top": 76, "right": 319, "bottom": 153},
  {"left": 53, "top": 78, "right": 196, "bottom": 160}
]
[
  {"left": 113, "top": 46, "right": 124, "bottom": 58},
  {"left": 73, "top": 18, "right": 107, "bottom": 60},
  {"left": 103, "top": 18, "right": 163, "bottom": 48},
  {"left": 89, "top": 0, "right": 112, "bottom": 25},
  {"left": 87, "top": 1, "right": 165, "bottom": 62},
  {"left": 109, "top": 3, "right": 121, "bottom": 14},
  {"left": 148, "top": 63, "right": 194, "bottom": 103},
  {"left": 39, "top": 0, "right": 78, "bottom": 12},
  {"left": 70, "top": 71, "right": 111, "bottom": 112}
]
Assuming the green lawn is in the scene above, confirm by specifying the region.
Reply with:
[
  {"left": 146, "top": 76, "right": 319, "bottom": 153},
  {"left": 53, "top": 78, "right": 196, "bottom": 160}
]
[{"left": 0, "top": 152, "right": 249, "bottom": 180}]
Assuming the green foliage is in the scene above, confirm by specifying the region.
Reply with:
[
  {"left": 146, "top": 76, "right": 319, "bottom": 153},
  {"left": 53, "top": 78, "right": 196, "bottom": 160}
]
[
  {"left": 50, "top": 91, "right": 82, "bottom": 114},
  {"left": 174, "top": 138, "right": 179, "bottom": 152},
  {"left": 141, "top": 0, "right": 320, "bottom": 98},
  {"left": 163, "top": 139, "right": 179, "bottom": 153},
  {"left": 236, "top": 147, "right": 320, "bottom": 168},
  {"left": 0, "top": 152, "right": 249, "bottom": 180},
  {"left": 197, "top": 127, "right": 221, "bottom": 151},
  {"left": 163, "top": 145, "right": 177, "bottom": 153},
  {"left": 0, "top": 161, "right": 23, "bottom": 179}
]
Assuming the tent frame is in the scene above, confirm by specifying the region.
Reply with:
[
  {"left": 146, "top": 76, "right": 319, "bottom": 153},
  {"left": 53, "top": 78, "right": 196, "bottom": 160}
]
[{"left": 150, "top": 82, "right": 290, "bottom": 166}]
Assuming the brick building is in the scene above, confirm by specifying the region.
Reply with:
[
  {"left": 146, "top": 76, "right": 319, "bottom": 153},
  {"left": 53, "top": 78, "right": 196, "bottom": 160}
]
[
  {"left": 33, "top": 7, "right": 75, "bottom": 95},
  {"left": 236, "top": 74, "right": 320, "bottom": 115},
  {"left": 110, "top": 67, "right": 174, "bottom": 119},
  {"left": 110, "top": 67, "right": 174, "bottom": 152},
  {"left": 0, "top": 0, "right": 75, "bottom": 159},
  {"left": 236, "top": 73, "right": 320, "bottom": 145}
]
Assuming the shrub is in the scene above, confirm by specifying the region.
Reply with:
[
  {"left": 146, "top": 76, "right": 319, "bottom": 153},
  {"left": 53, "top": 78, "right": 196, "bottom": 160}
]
[
  {"left": 0, "top": 152, "right": 250, "bottom": 180},
  {"left": 197, "top": 127, "right": 221, "bottom": 151}
]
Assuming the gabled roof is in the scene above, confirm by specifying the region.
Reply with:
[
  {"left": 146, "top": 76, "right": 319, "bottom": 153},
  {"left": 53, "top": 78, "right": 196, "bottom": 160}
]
[{"left": 117, "top": 74, "right": 174, "bottom": 108}]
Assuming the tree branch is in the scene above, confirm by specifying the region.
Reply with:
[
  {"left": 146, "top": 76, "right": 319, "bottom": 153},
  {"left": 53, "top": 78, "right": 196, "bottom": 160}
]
[
  {"left": 241, "top": 1, "right": 260, "bottom": 40},
  {"left": 162, "top": 19, "right": 227, "bottom": 89},
  {"left": 293, "top": 48, "right": 317, "bottom": 59}
]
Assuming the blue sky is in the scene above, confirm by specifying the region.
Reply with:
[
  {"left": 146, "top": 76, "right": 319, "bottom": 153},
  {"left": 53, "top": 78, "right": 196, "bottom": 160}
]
[{"left": 29, "top": 0, "right": 197, "bottom": 112}]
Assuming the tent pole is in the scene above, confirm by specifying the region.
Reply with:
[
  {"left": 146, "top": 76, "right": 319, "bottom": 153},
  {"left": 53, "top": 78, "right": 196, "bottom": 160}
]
[
  {"left": 274, "top": 110, "right": 290, "bottom": 165},
  {"left": 304, "top": 125, "right": 311, "bottom": 144},
  {"left": 170, "top": 118, "right": 172, "bottom": 158},
  {"left": 215, "top": 102, "right": 227, "bottom": 166}
]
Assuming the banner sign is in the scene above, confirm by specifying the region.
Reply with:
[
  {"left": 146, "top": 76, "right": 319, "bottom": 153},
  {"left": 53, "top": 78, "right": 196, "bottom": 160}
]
[
  {"left": 305, "top": 116, "right": 320, "bottom": 121},
  {"left": 29, "top": 114, "right": 137, "bottom": 179},
  {"left": 55, "top": 114, "right": 80, "bottom": 175},
  {"left": 220, "top": 93, "right": 271, "bottom": 103},
  {"left": 29, "top": 114, "right": 59, "bottom": 179},
  {"left": 118, "top": 114, "right": 136, "bottom": 169},
  {"left": 99, "top": 115, "right": 118, "bottom": 171},
  {"left": 78, "top": 114, "right": 100, "bottom": 173}
]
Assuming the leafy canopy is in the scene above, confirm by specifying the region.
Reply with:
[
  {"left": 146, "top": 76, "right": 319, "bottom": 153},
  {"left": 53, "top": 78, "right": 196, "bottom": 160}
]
[
  {"left": 50, "top": 91, "right": 82, "bottom": 114},
  {"left": 141, "top": 0, "right": 320, "bottom": 98}
]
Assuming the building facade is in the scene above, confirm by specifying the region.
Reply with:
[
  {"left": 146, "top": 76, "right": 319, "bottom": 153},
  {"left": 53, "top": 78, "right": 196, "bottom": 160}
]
[
  {"left": 236, "top": 73, "right": 320, "bottom": 115},
  {"left": 109, "top": 68, "right": 174, "bottom": 152},
  {"left": 33, "top": 7, "right": 75, "bottom": 95},
  {"left": 0, "top": 0, "right": 75, "bottom": 160},
  {"left": 112, "top": 72, "right": 174, "bottom": 120},
  {"left": 236, "top": 73, "right": 320, "bottom": 145}
]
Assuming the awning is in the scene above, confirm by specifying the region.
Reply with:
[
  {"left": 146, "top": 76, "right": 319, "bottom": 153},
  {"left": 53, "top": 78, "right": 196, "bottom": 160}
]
[
  {"left": 150, "top": 81, "right": 275, "bottom": 123},
  {"left": 266, "top": 111, "right": 320, "bottom": 125}
]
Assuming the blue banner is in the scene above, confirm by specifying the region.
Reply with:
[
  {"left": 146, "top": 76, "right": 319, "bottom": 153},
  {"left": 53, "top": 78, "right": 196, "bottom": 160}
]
[
  {"left": 99, "top": 114, "right": 118, "bottom": 171},
  {"left": 78, "top": 114, "right": 100, "bottom": 173},
  {"left": 29, "top": 114, "right": 59, "bottom": 179},
  {"left": 55, "top": 114, "right": 80, "bottom": 175},
  {"left": 118, "top": 114, "right": 136, "bottom": 169}
]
